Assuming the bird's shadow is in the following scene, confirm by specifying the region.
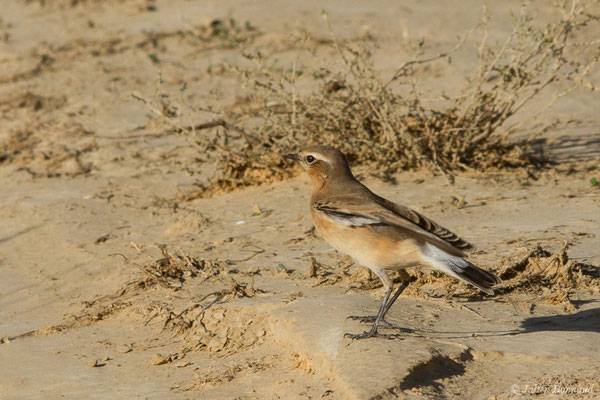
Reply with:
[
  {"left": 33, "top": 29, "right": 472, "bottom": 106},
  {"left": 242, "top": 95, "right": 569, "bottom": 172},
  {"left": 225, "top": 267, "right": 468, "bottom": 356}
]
[
  {"left": 519, "top": 306, "right": 600, "bottom": 333},
  {"left": 407, "top": 305, "right": 600, "bottom": 340}
]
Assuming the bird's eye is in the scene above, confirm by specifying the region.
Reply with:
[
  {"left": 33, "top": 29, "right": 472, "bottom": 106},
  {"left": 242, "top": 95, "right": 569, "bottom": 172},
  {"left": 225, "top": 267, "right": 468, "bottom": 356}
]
[{"left": 305, "top": 155, "right": 316, "bottom": 164}]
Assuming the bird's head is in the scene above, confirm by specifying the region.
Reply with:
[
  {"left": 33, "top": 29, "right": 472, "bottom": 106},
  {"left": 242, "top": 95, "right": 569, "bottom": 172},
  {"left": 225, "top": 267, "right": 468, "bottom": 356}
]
[{"left": 283, "top": 145, "right": 354, "bottom": 188}]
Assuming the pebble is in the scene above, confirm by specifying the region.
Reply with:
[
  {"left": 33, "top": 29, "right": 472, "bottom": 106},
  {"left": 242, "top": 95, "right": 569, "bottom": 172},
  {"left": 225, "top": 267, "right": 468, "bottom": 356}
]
[
  {"left": 151, "top": 353, "right": 170, "bottom": 365},
  {"left": 117, "top": 345, "right": 132, "bottom": 354}
]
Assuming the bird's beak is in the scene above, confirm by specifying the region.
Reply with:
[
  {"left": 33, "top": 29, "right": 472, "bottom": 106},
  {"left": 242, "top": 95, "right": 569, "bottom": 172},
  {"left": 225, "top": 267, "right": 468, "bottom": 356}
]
[{"left": 283, "top": 153, "right": 301, "bottom": 161}]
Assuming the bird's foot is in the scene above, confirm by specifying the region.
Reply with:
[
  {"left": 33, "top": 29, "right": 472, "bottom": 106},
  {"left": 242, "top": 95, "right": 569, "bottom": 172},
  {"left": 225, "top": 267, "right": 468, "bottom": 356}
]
[
  {"left": 347, "top": 315, "right": 377, "bottom": 323},
  {"left": 343, "top": 330, "right": 404, "bottom": 340},
  {"left": 346, "top": 315, "right": 414, "bottom": 333}
]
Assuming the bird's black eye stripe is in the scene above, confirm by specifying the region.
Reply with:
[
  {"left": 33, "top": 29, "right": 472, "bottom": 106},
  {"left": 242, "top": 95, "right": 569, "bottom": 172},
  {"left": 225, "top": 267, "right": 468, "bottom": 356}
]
[{"left": 305, "top": 155, "right": 316, "bottom": 164}]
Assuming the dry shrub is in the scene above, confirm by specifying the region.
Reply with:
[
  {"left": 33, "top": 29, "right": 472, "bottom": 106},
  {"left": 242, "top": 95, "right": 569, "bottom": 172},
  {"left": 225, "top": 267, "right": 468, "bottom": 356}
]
[{"left": 141, "top": 1, "right": 599, "bottom": 196}]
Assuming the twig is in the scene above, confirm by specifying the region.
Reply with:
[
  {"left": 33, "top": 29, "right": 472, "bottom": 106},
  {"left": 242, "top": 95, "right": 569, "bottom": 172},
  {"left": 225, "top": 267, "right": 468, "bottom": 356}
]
[
  {"left": 383, "top": 28, "right": 474, "bottom": 88},
  {"left": 190, "top": 119, "right": 260, "bottom": 144},
  {"left": 131, "top": 92, "right": 260, "bottom": 145}
]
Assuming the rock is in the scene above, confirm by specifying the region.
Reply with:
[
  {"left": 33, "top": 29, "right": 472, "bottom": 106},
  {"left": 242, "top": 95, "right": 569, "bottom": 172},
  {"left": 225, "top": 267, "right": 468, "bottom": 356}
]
[
  {"left": 151, "top": 353, "right": 170, "bottom": 365},
  {"left": 207, "top": 334, "right": 228, "bottom": 352},
  {"left": 116, "top": 345, "right": 131, "bottom": 354}
]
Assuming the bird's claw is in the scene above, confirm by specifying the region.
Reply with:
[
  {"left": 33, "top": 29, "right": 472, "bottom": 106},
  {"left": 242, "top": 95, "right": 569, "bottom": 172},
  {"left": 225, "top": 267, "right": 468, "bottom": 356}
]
[
  {"left": 347, "top": 315, "right": 414, "bottom": 333},
  {"left": 343, "top": 330, "right": 404, "bottom": 340},
  {"left": 346, "top": 315, "right": 377, "bottom": 323}
]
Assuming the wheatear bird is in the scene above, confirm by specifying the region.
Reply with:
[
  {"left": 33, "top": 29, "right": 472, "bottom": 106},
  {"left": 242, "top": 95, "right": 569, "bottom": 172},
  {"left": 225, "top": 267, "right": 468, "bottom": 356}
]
[{"left": 284, "top": 145, "right": 501, "bottom": 340}]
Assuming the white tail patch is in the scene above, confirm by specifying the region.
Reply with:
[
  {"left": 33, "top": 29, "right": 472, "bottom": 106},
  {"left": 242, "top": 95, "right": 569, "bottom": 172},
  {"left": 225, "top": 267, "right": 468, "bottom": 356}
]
[
  {"left": 421, "top": 243, "right": 496, "bottom": 295},
  {"left": 420, "top": 244, "right": 467, "bottom": 281}
]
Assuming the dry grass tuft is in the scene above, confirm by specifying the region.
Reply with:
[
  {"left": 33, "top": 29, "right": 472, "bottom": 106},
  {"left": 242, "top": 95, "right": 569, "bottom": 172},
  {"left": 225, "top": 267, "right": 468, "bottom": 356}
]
[
  {"left": 135, "top": 243, "right": 225, "bottom": 290},
  {"left": 0, "top": 129, "right": 37, "bottom": 164},
  {"left": 494, "top": 242, "right": 599, "bottom": 310}
]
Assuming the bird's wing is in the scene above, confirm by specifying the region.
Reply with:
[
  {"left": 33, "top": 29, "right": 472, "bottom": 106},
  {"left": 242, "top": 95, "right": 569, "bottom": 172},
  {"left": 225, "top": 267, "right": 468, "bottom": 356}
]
[
  {"left": 312, "top": 195, "right": 471, "bottom": 256},
  {"left": 374, "top": 195, "right": 472, "bottom": 251}
]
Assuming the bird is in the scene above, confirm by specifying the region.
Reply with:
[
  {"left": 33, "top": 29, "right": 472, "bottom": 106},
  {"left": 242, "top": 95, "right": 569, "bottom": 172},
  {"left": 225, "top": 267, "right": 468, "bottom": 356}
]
[{"left": 283, "top": 145, "right": 501, "bottom": 340}]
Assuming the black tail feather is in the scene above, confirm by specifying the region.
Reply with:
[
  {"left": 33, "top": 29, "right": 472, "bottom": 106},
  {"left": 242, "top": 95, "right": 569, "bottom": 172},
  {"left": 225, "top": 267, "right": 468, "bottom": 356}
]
[
  {"left": 451, "top": 260, "right": 501, "bottom": 294},
  {"left": 422, "top": 244, "right": 502, "bottom": 294}
]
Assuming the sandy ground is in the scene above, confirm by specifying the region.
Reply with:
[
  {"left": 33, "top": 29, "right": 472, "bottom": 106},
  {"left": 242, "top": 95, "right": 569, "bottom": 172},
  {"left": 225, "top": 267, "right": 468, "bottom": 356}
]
[{"left": 1, "top": 1, "right": 599, "bottom": 399}]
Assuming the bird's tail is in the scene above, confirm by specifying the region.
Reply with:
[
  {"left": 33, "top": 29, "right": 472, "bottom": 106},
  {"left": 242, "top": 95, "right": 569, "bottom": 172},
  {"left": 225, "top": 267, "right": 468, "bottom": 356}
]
[{"left": 421, "top": 244, "right": 501, "bottom": 295}]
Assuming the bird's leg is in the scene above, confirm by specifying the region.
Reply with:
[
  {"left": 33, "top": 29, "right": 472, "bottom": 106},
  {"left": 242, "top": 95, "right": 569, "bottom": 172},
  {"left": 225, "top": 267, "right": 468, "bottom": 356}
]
[
  {"left": 348, "top": 281, "right": 408, "bottom": 326},
  {"left": 347, "top": 266, "right": 394, "bottom": 324},
  {"left": 378, "top": 280, "right": 413, "bottom": 332},
  {"left": 381, "top": 279, "right": 409, "bottom": 319},
  {"left": 345, "top": 287, "right": 394, "bottom": 340},
  {"left": 346, "top": 268, "right": 412, "bottom": 339},
  {"left": 347, "top": 280, "right": 411, "bottom": 330}
]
